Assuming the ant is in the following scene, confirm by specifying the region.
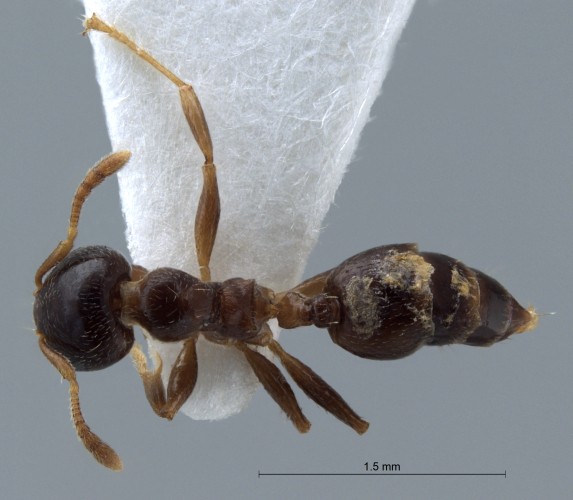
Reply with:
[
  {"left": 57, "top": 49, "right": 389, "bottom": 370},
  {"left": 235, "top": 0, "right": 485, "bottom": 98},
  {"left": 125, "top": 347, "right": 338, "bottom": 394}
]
[{"left": 33, "top": 14, "right": 539, "bottom": 471}]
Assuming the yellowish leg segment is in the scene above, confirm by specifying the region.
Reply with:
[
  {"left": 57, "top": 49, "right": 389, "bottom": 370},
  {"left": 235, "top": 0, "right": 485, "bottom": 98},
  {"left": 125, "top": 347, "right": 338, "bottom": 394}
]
[{"left": 84, "top": 14, "right": 220, "bottom": 282}]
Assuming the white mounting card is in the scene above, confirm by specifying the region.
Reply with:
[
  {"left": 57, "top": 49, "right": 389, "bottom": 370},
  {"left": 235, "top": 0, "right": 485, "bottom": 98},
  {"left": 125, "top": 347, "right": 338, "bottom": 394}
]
[{"left": 83, "top": 0, "right": 416, "bottom": 420}]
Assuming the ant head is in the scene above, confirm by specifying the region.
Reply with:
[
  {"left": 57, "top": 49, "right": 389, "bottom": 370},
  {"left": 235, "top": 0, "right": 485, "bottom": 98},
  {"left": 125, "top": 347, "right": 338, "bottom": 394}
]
[{"left": 34, "top": 245, "right": 135, "bottom": 371}]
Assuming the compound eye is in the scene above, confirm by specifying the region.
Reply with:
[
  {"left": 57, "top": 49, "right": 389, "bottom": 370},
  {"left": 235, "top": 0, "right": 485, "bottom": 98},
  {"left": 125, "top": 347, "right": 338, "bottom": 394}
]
[{"left": 33, "top": 245, "right": 135, "bottom": 371}]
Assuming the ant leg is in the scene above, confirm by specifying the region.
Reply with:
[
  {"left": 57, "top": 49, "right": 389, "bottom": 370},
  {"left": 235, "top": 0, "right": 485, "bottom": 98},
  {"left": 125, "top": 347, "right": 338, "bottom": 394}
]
[
  {"left": 130, "top": 344, "right": 166, "bottom": 417},
  {"left": 235, "top": 341, "right": 311, "bottom": 433},
  {"left": 163, "top": 336, "right": 199, "bottom": 420},
  {"left": 37, "top": 334, "right": 122, "bottom": 471},
  {"left": 243, "top": 324, "right": 368, "bottom": 434},
  {"left": 83, "top": 14, "right": 220, "bottom": 282},
  {"left": 275, "top": 269, "right": 332, "bottom": 302},
  {"left": 34, "top": 151, "right": 131, "bottom": 291},
  {"left": 131, "top": 336, "right": 199, "bottom": 421},
  {"left": 194, "top": 162, "right": 220, "bottom": 282},
  {"left": 179, "top": 83, "right": 219, "bottom": 282},
  {"left": 268, "top": 339, "right": 369, "bottom": 435}
]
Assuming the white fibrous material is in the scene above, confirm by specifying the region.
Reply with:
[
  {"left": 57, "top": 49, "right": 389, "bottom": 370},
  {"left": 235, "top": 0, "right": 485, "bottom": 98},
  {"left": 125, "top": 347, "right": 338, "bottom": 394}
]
[{"left": 83, "top": 0, "right": 415, "bottom": 420}]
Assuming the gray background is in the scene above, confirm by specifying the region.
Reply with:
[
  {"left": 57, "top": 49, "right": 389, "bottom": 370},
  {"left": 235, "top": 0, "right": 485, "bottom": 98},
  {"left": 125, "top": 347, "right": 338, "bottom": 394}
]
[{"left": 1, "top": 1, "right": 571, "bottom": 499}]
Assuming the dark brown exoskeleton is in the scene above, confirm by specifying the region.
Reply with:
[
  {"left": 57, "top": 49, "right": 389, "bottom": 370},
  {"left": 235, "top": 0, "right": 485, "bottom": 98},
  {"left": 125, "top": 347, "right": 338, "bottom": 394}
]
[{"left": 33, "top": 15, "right": 539, "bottom": 471}]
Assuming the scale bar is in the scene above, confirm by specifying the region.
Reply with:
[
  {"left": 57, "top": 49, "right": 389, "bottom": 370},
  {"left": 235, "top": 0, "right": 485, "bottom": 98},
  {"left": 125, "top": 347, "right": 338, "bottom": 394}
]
[{"left": 259, "top": 471, "right": 506, "bottom": 478}]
